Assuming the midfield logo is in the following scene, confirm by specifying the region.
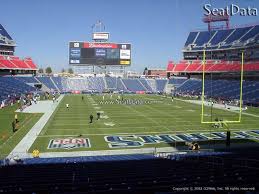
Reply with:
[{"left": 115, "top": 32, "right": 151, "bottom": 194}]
[{"left": 48, "top": 138, "right": 91, "bottom": 149}]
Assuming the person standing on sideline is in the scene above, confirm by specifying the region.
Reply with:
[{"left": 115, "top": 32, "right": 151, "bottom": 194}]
[
  {"left": 12, "top": 120, "right": 16, "bottom": 133},
  {"left": 15, "top": 114, "right": 18, "bottom": 123}
]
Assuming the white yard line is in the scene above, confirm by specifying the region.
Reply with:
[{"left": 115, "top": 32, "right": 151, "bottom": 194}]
[
  {"left": 7, "top": 95, "right": 64, "bottom": 159},
  {"left": 121, "top": 103, "right": 172, "bottom": 131}
]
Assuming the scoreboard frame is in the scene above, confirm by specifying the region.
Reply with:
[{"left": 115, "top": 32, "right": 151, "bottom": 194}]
[{"left": 69, "top": 41, "right": 131, "bottom": 66}]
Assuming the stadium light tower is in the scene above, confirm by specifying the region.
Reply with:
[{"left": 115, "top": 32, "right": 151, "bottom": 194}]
[
  {"left": 91, "top": 20, "right": 109, "bottom": 43},
  {"left": 91, "top": 20, "right": 105, "bottom": 33}
]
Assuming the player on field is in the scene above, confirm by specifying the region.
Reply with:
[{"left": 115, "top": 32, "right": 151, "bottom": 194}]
[
  {"left": 97, "top": 112, "right": 101, "bottom": 120},
  {"left": 89, "top": 114, "right": 94, "bottom": 123},
  {"left": 12, "top": 120, "right": 16, "bottom": 133},
  {"left": 66, "top": 103, "right": 69, "bottom": 110},
  {"left": 15, "top": 114, "right": 18, "bottom": 123}
]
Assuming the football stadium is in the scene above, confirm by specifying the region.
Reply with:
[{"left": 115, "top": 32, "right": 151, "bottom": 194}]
[{"left": 0, "top": 1, "right": 259, "bottom": 193}]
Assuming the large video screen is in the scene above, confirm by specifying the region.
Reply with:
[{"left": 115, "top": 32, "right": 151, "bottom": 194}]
[{"left": 69, "top": 42, "right": 131, "bottom": 66}]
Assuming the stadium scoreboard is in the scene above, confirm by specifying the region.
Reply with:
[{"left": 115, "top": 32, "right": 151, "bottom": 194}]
[{"left": 69, "top": 42, "right": 131, "bottom": 66}]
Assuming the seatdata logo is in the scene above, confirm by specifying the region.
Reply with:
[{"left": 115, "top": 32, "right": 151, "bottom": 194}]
[{"left": 203, "top": 4, "right": 258, "bottom": 16}]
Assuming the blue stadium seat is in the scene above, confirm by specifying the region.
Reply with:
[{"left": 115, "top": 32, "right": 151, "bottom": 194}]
[
  {"left": 184, "top": 25, "right": 259, "bottom": 51},
  {"left": 122, "top": 79, "right": 146, "bottom": 92},
  {"left": 0, "top": 76, "right": 36, "bottom": 102},
  {"left": 156, "top": 79, "right": 167, "bottom": 92},
  {"left": 36, "top": 77, "right": 58, "bottom": 91},
  {"left": 51, "top": 77, "right": 64, "bottom": 92},
  {"left": 176, "top": 79, "right": 259, "bottom": 105},
  {"left": 15, "top": 76, "right": 39, "bottom": 83}
]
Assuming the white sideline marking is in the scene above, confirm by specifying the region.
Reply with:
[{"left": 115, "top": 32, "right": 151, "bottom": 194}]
[
  {"left": 7, "top": 95, "right": 64, "bottom": 159},
  {"left": 38, "top": 147, "right": 178, "bottom": 158}
]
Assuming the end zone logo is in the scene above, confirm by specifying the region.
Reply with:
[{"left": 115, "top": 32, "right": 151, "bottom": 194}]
[{"left": 48, "top": 138, "right": 91, "bottom": 149}]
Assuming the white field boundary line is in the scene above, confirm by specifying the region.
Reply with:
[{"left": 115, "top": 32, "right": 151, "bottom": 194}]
[
  {"left": 46, "top": 123, "right": 259, "bottom": 131},
  {"left": 36, "top": 147, "right": 179, "bottom": 158},
  {"left": 7, "top": 95, "right": 64, "bottom": 159},
  {"left": 49, "top": 120, "right": 196, "bottom": 126},
  {"left": 37, "top": 128, "right": 259, "bottom": 137},
  {"left": 0, "top": 116, "right": 34, "bottom": 149}
]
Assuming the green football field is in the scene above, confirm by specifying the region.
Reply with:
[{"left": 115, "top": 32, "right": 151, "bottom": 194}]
[
  {"left": 0, "top": 104, "right": 42, "bottom": 158},
  {"left": 27, "top": 94, "right": 259, "bottom": 153}
]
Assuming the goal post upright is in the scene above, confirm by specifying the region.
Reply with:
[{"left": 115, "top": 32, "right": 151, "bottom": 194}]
[
  {"left": 201, "top": 50, "right": 206, "bottom": 123},
  {"left": 201, "top": 50, "right": 244, "bottom": 124}
]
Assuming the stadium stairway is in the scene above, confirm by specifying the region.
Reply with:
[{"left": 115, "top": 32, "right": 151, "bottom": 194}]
[
  {"left": 50, "top": 77, "right": 62, "bottom": 92},
  {"left": 145, "top": 79, "right": 157, "bottom": 93}
]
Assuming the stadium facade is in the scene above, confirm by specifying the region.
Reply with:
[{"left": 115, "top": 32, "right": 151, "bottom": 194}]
[
  {"left": 0, "top": 24, "right": 37, "bottom": 76},
  {"left": 167, "top": 24, "right": 259, "bottom": 75},
  {"left": 0, "top": 13, "right": 259, "bottom": 194}
]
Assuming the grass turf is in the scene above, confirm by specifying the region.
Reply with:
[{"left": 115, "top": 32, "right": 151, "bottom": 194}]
[
  {"left": 28, "top": 94, "right": 259, "bottom": 153},
  {"left": 0, "top": 104, "right": 42, "bottom": 159}
]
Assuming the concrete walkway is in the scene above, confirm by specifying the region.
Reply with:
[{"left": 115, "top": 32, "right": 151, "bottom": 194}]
[
  {"left": 8, "top": 95, "right": 64, "bottom": 159},
  {"left": 37, "top": 147, "right": 178, "bottom": 158},
  {"left": 15, "top": 100, "right": 60, "bottom": 113}
]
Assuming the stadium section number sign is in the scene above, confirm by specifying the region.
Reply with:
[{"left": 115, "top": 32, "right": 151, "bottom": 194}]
[{"left": 69, "top": 42, "right": 131, "bottom": 66}]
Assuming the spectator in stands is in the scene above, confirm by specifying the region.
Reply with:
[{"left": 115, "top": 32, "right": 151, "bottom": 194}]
[
  {"left": 192, "top": 142, "right": 200, "bottom": 151},
  {"left": 89, "top": 114, "right": 94, "bottom": 123},
  {"left": 33, "top": 97, "right": 37, "bottom": 104}
]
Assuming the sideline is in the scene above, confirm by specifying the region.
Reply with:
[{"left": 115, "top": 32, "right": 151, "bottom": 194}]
[{"left": 8, "top": 95, "right": 64, "bottom": 159}]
